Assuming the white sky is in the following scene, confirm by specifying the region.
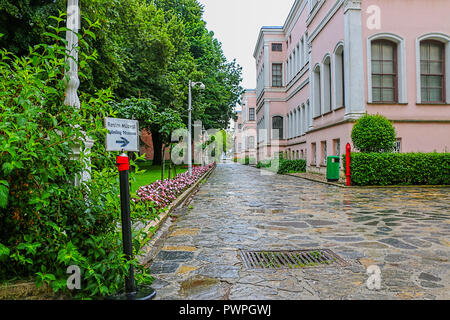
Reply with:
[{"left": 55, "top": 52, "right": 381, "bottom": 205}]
[{"left": 198, "top": 0, "right": 295, "bottom": 90}]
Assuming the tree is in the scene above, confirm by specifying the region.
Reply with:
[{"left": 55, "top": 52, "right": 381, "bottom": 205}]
[
  {"left": 0, "top": 0, "right": 63, "bottom": 56},
  {"left": 1, "top": 0, "right": 243, "bottom": 165},
  {"left": 351, "top": 114, "right": 397, "bottom": 153}
]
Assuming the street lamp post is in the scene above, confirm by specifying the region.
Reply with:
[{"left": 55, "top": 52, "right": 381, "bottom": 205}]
[{"left": 188, "top": 80, "right": 205, "bottom": 175}]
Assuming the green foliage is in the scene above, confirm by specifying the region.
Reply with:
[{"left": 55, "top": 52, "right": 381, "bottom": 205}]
[
  {"left": 277, "top": 159, "right": 307, "bottom": 174},
  {"left": 242, "top": 156, "right": 256, "bottom": 165},
  {"left": 1, "top": 0, "right": 243, "bottom": 135},
  {"left": 343, "top": 153, "right": 450, "bottom": 186},
  {"left": 0, "top": 19, "right": 153, "bottom": 298},
  {"left": 256, "top": 159, "right": 306, "bottom": 174},
  {"left": 256, "top": 160, "right": 271, "bottom": 169},
  {"left": 351, "top": 114, "right": 396, "bottom": 153}
]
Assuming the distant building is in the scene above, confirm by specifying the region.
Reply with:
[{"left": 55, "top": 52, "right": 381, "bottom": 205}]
[
  {"left": 233, "top": 90, "right": 258, "bottom": 162},
  {"left": 253, "top": 0, "right": 450, "bottom": 172}
]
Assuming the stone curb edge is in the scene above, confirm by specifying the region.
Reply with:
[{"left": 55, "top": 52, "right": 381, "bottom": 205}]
[{"left": 285, "top": 173, "right": 450, "bottom": 189}]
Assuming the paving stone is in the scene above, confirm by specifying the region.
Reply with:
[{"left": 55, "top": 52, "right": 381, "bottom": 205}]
[
  {"left": 379, "top": 238, "right": 418, "bottom": 250},
  {"left": 149, "top": 262, "right": 180, "bottom": 274},
  {"left": 420, "top": 281, "right": 445, "bottom": 288},
  {"left": 418, "top": 273, "right": 441, "bottom": 282},
  {"left": 155, "top": 251, "right": 195, "bottom": 262},
  {"left": 305, "top": 220, "right": 336, "bottom": 227}
]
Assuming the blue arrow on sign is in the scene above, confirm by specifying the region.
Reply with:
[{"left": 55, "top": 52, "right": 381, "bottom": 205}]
[{"left": 116, "top": 137, "right": 130, "bottom": 148}]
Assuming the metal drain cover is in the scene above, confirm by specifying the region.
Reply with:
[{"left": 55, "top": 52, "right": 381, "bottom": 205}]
[{"left": 239, "top": 249, "right": 347, "bottom": 270}]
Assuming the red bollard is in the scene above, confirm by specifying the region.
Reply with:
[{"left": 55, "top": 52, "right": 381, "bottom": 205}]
[{"left": 346, "top": 143, "right": 351, "bottom": 186}]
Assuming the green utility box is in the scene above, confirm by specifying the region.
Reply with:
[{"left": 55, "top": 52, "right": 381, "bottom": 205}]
[{"left": 326, "top": 156, "right": 340, "bottom": 182}]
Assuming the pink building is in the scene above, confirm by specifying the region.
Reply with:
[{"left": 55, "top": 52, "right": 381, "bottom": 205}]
[
  {"left": 233, "top": 107, "right": 243, "bottom": 159},
  {"left": 254, "top": 0, "right": 450, "bottom": 173},
  {"left": 234, "top": 90, "right": 258, "bottom": 162}
]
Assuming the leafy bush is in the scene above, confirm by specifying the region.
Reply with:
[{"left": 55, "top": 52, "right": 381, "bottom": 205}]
[
  {"left": 256, "top": 159, "right": 306, "bottom": 174},
  {"left": 343, "top": 153, "right": 450, "bottom": 186},
  {"left": 277, "top": 159, "right": 307, "bottom": 174},
  {"left": 0, "top": 17, "right": 154, "bottom": 298},
  {"left": 351, "top": 114, "right": 396, "bottom": 153},
  {"left": 256, "top": 160, "right": 271, "bottom": 169},
  {"left": 241, "top": 156, "right": 256, "bottom": 165}
]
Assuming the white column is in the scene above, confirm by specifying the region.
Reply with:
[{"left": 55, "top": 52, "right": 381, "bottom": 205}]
[
  {"left": 344, "top": 0, "right": 365, "bottom": 119},
  {"left": 264, "top": 101, "right": 270, "bottom": 143},
  {"left": 66, "top": 0, "right": 94, "bottom": 185}
]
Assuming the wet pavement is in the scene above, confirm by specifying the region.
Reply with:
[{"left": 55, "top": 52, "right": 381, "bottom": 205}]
[{"left": 147, "top": 163, "right": 450, "bottom": 300}]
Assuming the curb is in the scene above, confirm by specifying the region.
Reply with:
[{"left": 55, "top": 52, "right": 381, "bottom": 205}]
[{"left": 285, "top": 173, "right": 450, "bottom": 189}]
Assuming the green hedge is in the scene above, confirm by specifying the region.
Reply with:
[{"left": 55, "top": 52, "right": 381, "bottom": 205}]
[
  {"left": 256, "top": 160, "right": 271, "bottom": 169},
  {"left": 242, "top": 156, "right": 256, "bottom": 165},
  {"left": 343, "top": 153, "right": 450, "bottom": 186},
  {"left": 256, "top": 159, "right": 306, "bottom": 174},
  {"left": 277, "top": 159, "right": 307, "bottom": 174}
]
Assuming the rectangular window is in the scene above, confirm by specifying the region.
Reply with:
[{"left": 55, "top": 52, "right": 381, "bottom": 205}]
[
  {"left": 248, "top": 136, "right": 255, "bottom": 149},
  {"left": 421, "top": 41, "right": 445, "bottom": 103},
  {"left": 311, "top": 143, "right": 317, "bottom": 165},
  {"left": 272, "top": 63, "right": 283, "bottom": 87},
  {"left": 272, "top": 43, "right": 282, "bottom": 52},
  {"left": 321, "top": 141, "right": 327, "bottom": 166},
  {"left": 333, "top": 139, "right": 341, "bottom": 157},
  {"left": 249, "top": 108, "right": 255, "bottom": 121},
  {"left": 394, "top": 138, "right": 401, "bottom": 153},
  {"left": 371, "top": 40, "right": 398, "bottom": 103}
]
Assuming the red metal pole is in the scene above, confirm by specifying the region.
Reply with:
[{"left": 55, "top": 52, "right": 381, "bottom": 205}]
[{"left": 346, "top": 143, "right": 351, "bottom": 186}]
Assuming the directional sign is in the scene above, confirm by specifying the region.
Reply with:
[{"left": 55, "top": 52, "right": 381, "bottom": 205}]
[{"left": 105, "top": 117, "right": 139, "bottom": 152}]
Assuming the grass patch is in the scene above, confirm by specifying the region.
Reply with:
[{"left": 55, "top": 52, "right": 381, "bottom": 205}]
[{"left": 131, "top": 164, "right": 188, "bottom": 194}]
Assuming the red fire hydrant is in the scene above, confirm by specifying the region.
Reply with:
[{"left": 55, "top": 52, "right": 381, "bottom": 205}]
[{"left": 345, "top": 143, "right": 351, "bottom": 186}]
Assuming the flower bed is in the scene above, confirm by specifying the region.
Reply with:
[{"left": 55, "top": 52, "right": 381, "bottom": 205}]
[{"left": 136, "top": 163, "right": 215, "bottom": 209}]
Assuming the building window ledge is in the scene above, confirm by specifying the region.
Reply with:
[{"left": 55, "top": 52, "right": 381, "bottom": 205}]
[
  {"left": 367, "top": 102, "right": 408, "bottom": 106},
  {"left": 416, "top": 102, "right": 450, "bottom": 106},
  {"left": 333, "top": 105, "right": 345, "bottom": 111}
]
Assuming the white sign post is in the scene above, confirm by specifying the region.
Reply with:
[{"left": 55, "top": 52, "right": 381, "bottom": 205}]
[{"left": 105, "top": 117, "right": 140, "bottom": 152}]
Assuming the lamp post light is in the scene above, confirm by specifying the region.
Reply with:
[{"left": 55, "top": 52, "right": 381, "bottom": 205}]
[{"left": 188, "top": 80, "right": 205, "bottom": 175}]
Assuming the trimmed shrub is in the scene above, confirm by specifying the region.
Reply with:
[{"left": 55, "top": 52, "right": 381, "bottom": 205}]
[
  {"left": 277, "top": 159, "right": 307, "bottom": 174},
  {"left": 343, "top": 153, "right": 450, "bottom": 186},
  {"left": 256, "top": 160, "right": 271, "bottom": 169},
  {"left": 351, "top": 114, "right": 396, "bottom": 152},
  {"left": 242, "top": 156, "right": 253, "bottom": 165}
]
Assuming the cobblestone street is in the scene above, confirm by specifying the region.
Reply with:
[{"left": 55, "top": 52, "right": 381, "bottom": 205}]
[{"left": 148, "top": 163, "right": 450, "bottom": 300}]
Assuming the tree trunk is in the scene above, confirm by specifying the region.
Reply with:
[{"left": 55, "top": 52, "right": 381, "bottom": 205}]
[
  {"left": 161, "top": 145, "right": 165, "bottom": 181},
  {"left": 168, "top": 145, "right": 172, "bottom": 180},
  {"left": 152, "top": 131, "right": 163, "bottom": 166}
]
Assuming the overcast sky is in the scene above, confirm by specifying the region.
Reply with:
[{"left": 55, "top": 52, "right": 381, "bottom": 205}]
[{"left": 198, "top": 0, "right": 295, "bottom": 90}]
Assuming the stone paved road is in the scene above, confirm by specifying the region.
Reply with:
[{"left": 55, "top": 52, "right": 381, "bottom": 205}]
[{"left": 147, "top": 163, "right": 450, "bottom": 300}]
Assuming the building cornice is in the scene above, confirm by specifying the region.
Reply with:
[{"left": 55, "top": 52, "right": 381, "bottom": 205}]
[{"left": 343, "top": 0, "right": 361, "bottom": 12}]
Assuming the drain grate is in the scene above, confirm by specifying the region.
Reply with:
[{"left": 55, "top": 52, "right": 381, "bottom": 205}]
[{"left": 239, "top": 249, "right": 347, "bottom": 270}]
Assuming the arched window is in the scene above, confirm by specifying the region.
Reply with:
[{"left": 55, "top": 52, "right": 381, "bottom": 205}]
[
  {"left": 323, "top": 56, "right": 332, "bottom": 113},
  {"left": 313, "top": 65, "right": 321, "bottom": 117},
  {"left": 272, "top": 116, "right": 284, "bottom": 140},
  {"left": 292, "top": 109, "right": 298, "bottom": 138},
  {"left": 420, "top": 40, "right": 446, "bottom": 103},
  {"left": 333, "top": 44, "right": 345, "bottom": 109}
]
